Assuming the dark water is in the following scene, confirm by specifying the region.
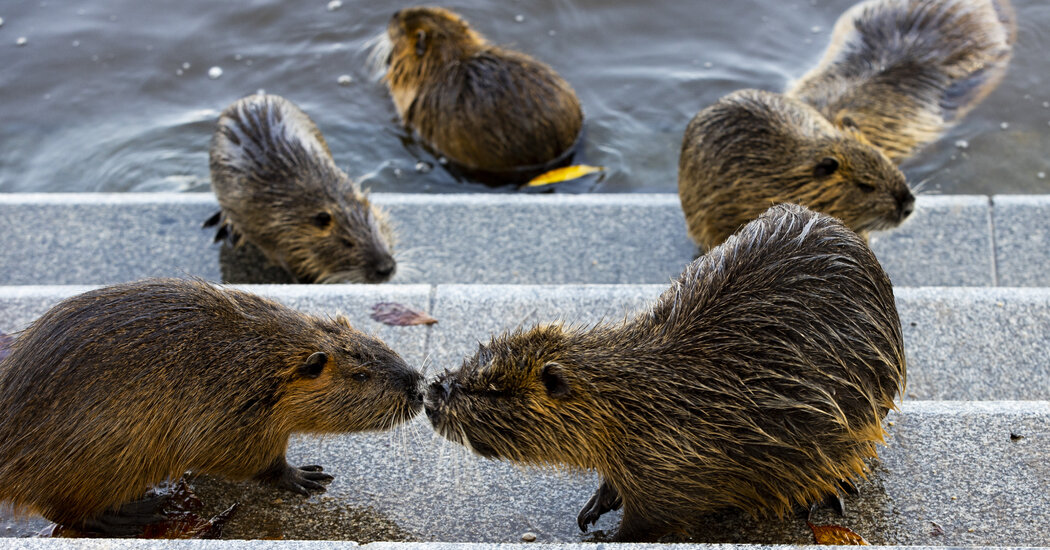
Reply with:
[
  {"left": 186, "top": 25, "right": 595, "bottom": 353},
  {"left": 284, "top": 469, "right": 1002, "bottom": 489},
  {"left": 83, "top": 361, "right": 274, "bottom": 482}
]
[{"left": 0, "top": 0, "right": 1047, "bottom": 194}]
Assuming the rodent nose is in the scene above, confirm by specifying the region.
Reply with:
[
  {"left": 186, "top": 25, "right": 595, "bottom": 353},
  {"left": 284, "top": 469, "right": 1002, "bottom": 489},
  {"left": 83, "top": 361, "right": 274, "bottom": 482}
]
[
  {"left": 392, "top": 9, "right": 401, "bottom": 19},
  {"left": 898, "top": 193, "right": 916, "bottom": 220},
  {"left": 374, "top": 259, "right": 396, "bottom": 279},
  {"left": 428, "top": 378, "right": 452, "bottom": 401}
]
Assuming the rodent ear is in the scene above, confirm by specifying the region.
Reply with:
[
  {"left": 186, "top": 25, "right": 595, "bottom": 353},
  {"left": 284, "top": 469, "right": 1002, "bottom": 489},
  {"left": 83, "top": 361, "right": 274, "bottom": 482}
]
[
  {"left": 541, "top": 362, "right": 571, "bottom": 399},
  {"left": 415, "top": 29, "right": 427, "bottom": 57},
  {"left": 299, "top": 352, "right": 328, "bottom": 379},
  {"left": 837, "top": 114, "right": 859, "bottom": 130},
  {"left": 813, "top": 157, "right": 840, "bottom": 178}
]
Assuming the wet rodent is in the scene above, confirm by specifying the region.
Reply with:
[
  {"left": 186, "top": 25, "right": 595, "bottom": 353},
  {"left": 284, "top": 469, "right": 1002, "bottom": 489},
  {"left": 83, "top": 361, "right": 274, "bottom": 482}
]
[
  {"left": 207, "top": 94, "right": 397, "bottom": 283},
  {"left": 375, "top": 6, "right": 584, "bottom": 184},
  {"left": 678, "top": 88, "right": 914, "bottom": 251},
  {"left": 0, "top": 278, "right": 422, "bottom": 535},
  {"left": 787, "top": 0, "right": 1016, "bottom": 162},
  {"left": 425, "top": 204, "right": 906, "bottom": 542}
]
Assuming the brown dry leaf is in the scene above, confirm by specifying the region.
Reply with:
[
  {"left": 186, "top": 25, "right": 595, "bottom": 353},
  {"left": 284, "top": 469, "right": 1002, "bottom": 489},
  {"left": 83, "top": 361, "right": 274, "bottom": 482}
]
[
  {"left": 0, "top": 332, "right": 12, "bottom": 361},
  {"left": 808, "top": 521, "right": 870, "bottom": 545},
  {"left": 525, "top": 165, "right": 604, "bottom": 187},
  {"left": 371, "top": 302, "right": 438, "bottom": 326},
  {"left": 50, "top": 477, "right": 238, "bottom": 539}
]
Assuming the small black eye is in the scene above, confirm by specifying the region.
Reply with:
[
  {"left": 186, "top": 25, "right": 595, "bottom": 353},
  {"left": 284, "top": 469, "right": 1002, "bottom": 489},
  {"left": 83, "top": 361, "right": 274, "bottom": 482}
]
[
  {"left": 352, "top": 372, "right": 370, "bottom": 382},
  {"left": 813, "top": 157, "right": 840, "bottom": 178},
  {"left": 313, "top": 212, "right": 332, "bottom": 228},
  {"left": 340, "top": 237, "right": 356, "bottom": 249},
  {"left": 857, "top": 182, "right": 876, "bottom": 193}
]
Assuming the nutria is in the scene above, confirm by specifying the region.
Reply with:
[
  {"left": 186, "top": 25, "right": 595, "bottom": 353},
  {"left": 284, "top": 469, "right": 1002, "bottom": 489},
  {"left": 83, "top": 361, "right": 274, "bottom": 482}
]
[
  {"left": 425, "top": 204, "right": 906, "bottom": 542},
  {"left": 787, "top": 0, "right": 1016, "bottom": 162},
  {"left": 206, "top": 94, "right": 397, "bottom": 283},
  {"left": 678, "top": 88, "right": 914, "bottom": 251},
  {"left": 0, "top": 278, "right": 422, "bottom": 535},
  {"left": 373, "top": 6, "right": 584, "bottom": 184}
]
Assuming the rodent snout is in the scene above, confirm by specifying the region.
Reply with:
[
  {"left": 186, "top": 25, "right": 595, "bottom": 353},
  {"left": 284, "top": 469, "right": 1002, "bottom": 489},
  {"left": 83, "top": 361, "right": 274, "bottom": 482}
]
[{"left": 897, "top": 191, "right": 916, "bottom": 221}]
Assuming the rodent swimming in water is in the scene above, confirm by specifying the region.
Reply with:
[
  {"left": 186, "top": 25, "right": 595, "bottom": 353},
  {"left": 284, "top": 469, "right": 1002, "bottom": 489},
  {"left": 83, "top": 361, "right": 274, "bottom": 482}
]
[
  {"left": 787, "top": 0, "right": 1016, "bottom": 162},
  {"left": 206, "top": 94, "right": 397, "bottom": 283},
  {"left": 373, "top": 6, "right": 584, "bottom": 184},
  {"left": 0, "top": 278, "right": 422, "bottom": 535},
  {"left": 425, "top": 204, "right": 906, "bottom": 542},
  {"left": 678, "top": 88, "right": 914, "bottom": 251}
]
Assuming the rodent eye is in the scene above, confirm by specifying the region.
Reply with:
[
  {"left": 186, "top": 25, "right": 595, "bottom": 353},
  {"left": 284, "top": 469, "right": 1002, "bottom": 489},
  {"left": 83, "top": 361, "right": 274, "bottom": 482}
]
[
  {"left": 813, "top": 157, "right": 840, "bottom": 178},
  {"left": 312, "top": 212, "right": 332, "bottom": 228},
  {"left": 352, "top": 372, "right": 370, "bottom": 382},
  {"left": 415, "top": 29, "right": 427, "bottom": 56},
  {"left": 340, "top": 237, "right": 356, "bottom": 249},
  {"left": 857, "top": 182, "right": 876, "bottom": 193}
]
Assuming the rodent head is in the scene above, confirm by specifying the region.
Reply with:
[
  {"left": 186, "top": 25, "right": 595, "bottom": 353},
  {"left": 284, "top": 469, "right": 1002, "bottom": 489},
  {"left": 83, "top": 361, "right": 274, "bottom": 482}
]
[
  {"left": 424, "top": 324, "right": 606, "bottom": 469},
  {"left": 283, "top": 188, "right": 398, "bottom": 284},
  {"left": 797, "top": 134, "right": 915, "bottom": 232},
  {"left": 278, "top": 315, "right": 423, "bottom": 433},
  {"left": 379, "top": 7, "right": 487, "bottom": 112}
]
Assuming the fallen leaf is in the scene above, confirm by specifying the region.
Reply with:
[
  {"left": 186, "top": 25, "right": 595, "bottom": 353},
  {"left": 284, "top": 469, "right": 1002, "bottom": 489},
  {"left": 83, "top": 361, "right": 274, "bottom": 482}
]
[
  {"left": 0, "top": 332, "right": 11, "bottom": 361},
  {"left": 371, "top": 302, "right": 438, "bottom": 326},
  {"left": 49, "top": 477, "right": 238, "bottom": 539},
  {"left": 525, "top": 165, "right": 604, "bottom": 187},
  {"left": 808, "top": 521, "right": 870, "bottom": 545}
]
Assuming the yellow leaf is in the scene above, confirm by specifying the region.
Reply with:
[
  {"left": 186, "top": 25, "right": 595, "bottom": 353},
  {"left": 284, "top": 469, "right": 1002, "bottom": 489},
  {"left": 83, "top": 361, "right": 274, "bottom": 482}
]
[
  {"left": 525, "top": 165, "right": 604, "bottom": 187},
  {"left": 808, "top": 521, "right": 870, "bottom": 545}
]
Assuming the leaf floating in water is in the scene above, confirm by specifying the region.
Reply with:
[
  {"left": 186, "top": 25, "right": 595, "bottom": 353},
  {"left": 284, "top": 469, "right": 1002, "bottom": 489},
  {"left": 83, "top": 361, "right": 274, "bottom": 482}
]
[
  {"left": 371, "top": 302, "right": 438, "bottom": 326},
  {"left": 808, "top": 521, "right": 870, "bottom": 545},
  {"left": 525, "top": 165, "right": 604, "bottom": 187},
  {"left": 0, "top": 332, "right": 12, "bottom": 361}
]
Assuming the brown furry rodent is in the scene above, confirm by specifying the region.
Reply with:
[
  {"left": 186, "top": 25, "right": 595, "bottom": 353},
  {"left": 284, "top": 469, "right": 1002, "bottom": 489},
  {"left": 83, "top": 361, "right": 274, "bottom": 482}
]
[
  {"left": 207, "top": 94, "right": 397, "bottom": 283},
  {"left": 678, "top": 89, "right": 914, "bottom": 251},
  {"left": 787, "top": 0, "right": 1016, "bottom": 162},
  {"left": 425, "top": 204, "right": 906, "bottom": 542},
  {"left": 374, "top": 6, "right": 584, "bottom": 184},
  {"left": 0, "top": 278, "right": 422, "bottom": 535}
]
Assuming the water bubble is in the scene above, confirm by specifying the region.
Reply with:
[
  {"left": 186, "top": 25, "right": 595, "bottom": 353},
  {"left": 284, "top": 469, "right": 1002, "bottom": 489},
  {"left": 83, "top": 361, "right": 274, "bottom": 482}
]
[
  {"left": 415, "top": 161, "right": 433, "bottom": 173},
  {"left": 1039, "top": 172, "right": 1047, "bottom": 179},
  {"left": 337, "top": 74, "right": 352, "bottom": 86},
  {"left": 703, "top": 61, "right": 713, "bottom": 68},
  {"left": 327, "top": 0, "right": 342, "bottom": 11},
  {"left": 438, "top": 156, "right": 449, "bottom": 165},
  {"left": 16, "top": 36, "right": 27, "bottom": 46},
  {"left": 547, "top": 29, "right": 556, "bottom": 36},
  {"left": 393, "top": 168, "right": 404, "bottom": 177},
  {"left": 1000, "top": 121, "right": 1009, "bottom": 130},
  {"left": 71, "top": 40, "right": 80, "bottom": 47},
  {"left": 176, "top": 69, "right": 183, "bottom": 76},
  {"left": 1044, "top": 102, "right": 1050, "bottom": 109},
  {"left": 954, "top": 139, "right": 969, "bottom": 149},
  {"left": 234, "top": 53, "right": 243, "bottom": 61},
  {"left": 182, "top": 62, "right": 191, "bottom": 70},
  {"left": 810, "top": 25, "right": 822, "bottom": 33},
  {"left": 256, "top": 88, "right": 266, "bottom": 95},
  {"left": 208, "top": 66, "right": 223, "bottom": 79},
  {"left": 514, "top": 14, "right": 525, "bottom": 23}
]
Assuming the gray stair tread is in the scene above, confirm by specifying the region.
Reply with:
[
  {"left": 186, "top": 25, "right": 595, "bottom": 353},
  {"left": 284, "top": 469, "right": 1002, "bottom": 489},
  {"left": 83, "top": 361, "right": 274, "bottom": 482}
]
[
  {"left": 1, "top": 193, "right": 1042, "bottom": 286},
  {"left": 2, "top": 402, "right": 1047, "bottom": 546},
  {"left": 1, "top": 285, "right": 1048, "bottom": 401}
]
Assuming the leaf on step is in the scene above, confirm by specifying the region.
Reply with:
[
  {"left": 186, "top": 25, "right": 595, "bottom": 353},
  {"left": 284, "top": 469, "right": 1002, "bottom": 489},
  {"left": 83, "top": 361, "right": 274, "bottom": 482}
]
[
  {"left": 371, "top": 302, "right": 438, "bottom": 326},
  {"left": 525, "top": 165, "right": 604, "bottom": 187},
  {"left": 0, "top": 332, "right": 11, "bottom": 361},
  {"left": 808, "top": 521, "right": 870, "bottom": 545}
]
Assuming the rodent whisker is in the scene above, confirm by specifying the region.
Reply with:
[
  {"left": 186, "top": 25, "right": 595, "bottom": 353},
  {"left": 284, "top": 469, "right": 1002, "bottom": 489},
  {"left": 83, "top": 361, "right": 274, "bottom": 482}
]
[{"left": 364, "top": 32, "right": 393, "bottom": 81}]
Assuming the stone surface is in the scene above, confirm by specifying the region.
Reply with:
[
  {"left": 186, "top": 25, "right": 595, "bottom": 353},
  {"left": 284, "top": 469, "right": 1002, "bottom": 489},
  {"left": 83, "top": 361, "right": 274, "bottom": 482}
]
[
  {"left": 0, "top": 193, "right": 1012, "bottom": 286},
  {"left": 868, "top": 195, "right": 993, "bottom": 287},
  {"left": 992, "top": 195, "right": 1050, "bottom": 287},
  {"left": 5, "top": 402, "right": 1048, "bottom": 545}
]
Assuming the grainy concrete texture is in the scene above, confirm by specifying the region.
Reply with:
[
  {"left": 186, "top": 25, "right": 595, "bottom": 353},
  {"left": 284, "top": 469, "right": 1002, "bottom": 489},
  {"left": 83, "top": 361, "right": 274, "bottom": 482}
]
[
  {"left": 2, "top": 403, "right": 1047, "bottom": 546},
  {"left": 1, "top": 285, "right": 1048, "bottom": 401},
  {"left": 2, "top": 193, "right": 1044, "bottom": 286}
]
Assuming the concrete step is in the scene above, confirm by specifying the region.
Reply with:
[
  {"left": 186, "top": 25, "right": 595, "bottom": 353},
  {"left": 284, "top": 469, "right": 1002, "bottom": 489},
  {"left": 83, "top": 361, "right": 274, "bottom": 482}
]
[
  {"left": 1, "top": 193, "right": 1046, "bottom": 287},
  {"left": 2, "top": 401, "right": 1048, "bottom": 546},
  {"left": 1, "top": 285, "right": 1048, "bottom": 401}
]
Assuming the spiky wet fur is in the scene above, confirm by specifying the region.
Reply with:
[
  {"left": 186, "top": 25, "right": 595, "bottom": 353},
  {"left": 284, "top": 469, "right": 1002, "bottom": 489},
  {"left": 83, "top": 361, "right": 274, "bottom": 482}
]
[
  {"left": 209, "top": 94, "right": 396, "bottom": 283},
  {"left": 678, "top": 89, "right": 914, "bottom": 251},
  {"left": 787, "top": 0, "right": 1016, "bottom": 162},
  {"left": 426, "top": 205, "right": 906, "bottom": 542},
  {"left": 0, "top": 278, "right": 422, "bottom": 526},
  {"left": 380, "top": 6, "right": 582, "bottom": 174}
]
